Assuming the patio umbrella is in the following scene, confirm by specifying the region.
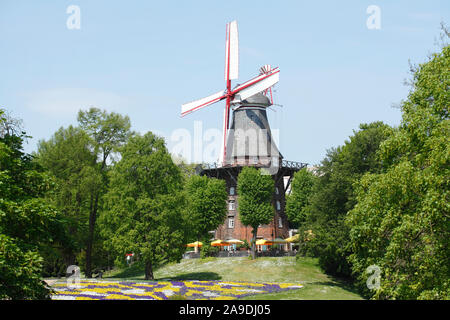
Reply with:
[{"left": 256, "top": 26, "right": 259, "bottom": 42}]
[
  {"left": 225, "top": 239, "right": 244, "bottom": 244},
  {"left": 211, "top": 239, "right": 230, "bottom": 246},
  {"left": 255, "top": 239, "right": 271, "bottom": 245},
  {"left": 186, "top": 241, "right": 203, "bottom": 247}
]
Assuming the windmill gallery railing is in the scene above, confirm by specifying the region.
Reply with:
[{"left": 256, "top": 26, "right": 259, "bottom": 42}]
[{"left": 198, "top": 160, "right": 308, "bottom": 172}]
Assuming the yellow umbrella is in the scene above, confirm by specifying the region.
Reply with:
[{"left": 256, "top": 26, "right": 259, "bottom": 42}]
[
  {"left": 186, "top": 241, "right": 203, "bottom": 247},
  {"left": 255, "top": 239, "right": 271, "bottom": 245},
  {"left": 211, "top": 239, "right": 230, "bottom": 246}
]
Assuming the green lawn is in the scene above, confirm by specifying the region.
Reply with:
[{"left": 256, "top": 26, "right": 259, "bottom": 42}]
[{"left": 103, "top": 256, "right": 363, "bottom": 300}]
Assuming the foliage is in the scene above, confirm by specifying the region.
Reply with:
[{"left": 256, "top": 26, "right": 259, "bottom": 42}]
[
  {"left": 184, "top": 175, "right": 227, "bottom": 242},
  {"left": 37, "top": 125, "right": 99, "bottom": 271},
  {"left": 0, "top": 234, "right": 52, "bottom": 300},
  {"left": 237, "top": 167, "right": 274, "bottom": 259},
  {"left": 237, "top": 239, "right": 250, "bottom": 250},
  {"left": 347, "top": 44, "right": 449, "bottom": 299},
  {"left": 77, "top": 107, "right": 131, "bottom": 277},
  {"left": 297, "top": 122, "right": 392, "bottom": 278},
  {"left": 0, "top": 110, "right": 68, "bottom": 299},
  {"left": 99, "top": 132, "right": 187, "bottom": 280},
  {"left": 285, "top": 168, "right": 317, "bottom": 228},
  {"left": 200, "top": 242, "right": 219, "bottom": 259}
]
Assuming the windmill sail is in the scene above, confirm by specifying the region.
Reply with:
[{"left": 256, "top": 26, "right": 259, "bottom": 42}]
[
  {"left": 225, "top": 20, "right": 239, "bottom": 81},
  {"left": 181, "top": 90, "right": 226, "bottom": 116},
  {"left": 231, "top": 68, "right": 280, "bottom": 102},
  {"left": 181, "top": 20, "right": 280, "bottom": 167}
]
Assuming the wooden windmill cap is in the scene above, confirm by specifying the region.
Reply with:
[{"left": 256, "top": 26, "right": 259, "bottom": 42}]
[{"left": 233, "top": 92, "right": 271, "bottom": 108}]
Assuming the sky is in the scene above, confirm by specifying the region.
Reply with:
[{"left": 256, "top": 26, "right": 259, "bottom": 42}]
[{"left": 0, "top": 0, "right": 448, "bottom": 166}]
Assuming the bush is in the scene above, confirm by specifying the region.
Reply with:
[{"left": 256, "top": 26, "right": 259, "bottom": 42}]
[
  {"left": 0, "top": 235, "right": 52, "bottom": 300},
  {"left": 200, "top": 243, "right": 219, "bottom": 259},
  {"left": 237, "top": 240, "right": 250, "bottom": 250}
]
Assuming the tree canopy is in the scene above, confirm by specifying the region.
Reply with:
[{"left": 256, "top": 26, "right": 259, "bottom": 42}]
[
  {"left": 184, "top": 175, "right": 227, "bottom": 242},
  {"left": 285, "top": 168, "right": 317, "bottom": 229},
  {"left": 237, "top": 167, "right": 274, "bottom": 259},
  {"left": 0, "top": 111, "right": 69, "bottom": 299},
  {"left": 347, "top": 44, "right": 449, "bottom": 299},
  {"left": 99, "top": 132, "right": 187, "bottom": 280}
]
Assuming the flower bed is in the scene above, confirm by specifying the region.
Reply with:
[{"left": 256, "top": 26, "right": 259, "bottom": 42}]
[{"left": 51, "top": 279, "right": 303, "bottom": 300}]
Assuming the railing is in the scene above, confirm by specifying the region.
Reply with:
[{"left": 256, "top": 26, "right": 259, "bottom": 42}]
[
  {"left": 281, "top": 160, "right": 308, "bottom": 170},
  {"left": 198, "top": 160, "right": 308, "bottom": 171}
]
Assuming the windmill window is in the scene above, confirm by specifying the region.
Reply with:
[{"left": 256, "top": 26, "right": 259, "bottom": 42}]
[
  {"left": 275, "top": 187, "right": 279, "bottom": 195},
  {"left": 229, "top": 186, "right": 235, "bottom": 195},
  {"left": 276, "top": 200, "right": 281, "bottom": 211},
  {"left": 278, "top": 217, "right": 283, "bottom": 228},
  {"left": 228, "top": 217, "right": 235, "bottom": 229},
  {"left": 229, "top": 200, "right": 236, "bottom": 211}
]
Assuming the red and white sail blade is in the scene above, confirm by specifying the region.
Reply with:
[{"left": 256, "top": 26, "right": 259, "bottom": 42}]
[
  {"left": 232, "top": 68, "right": 280, "bottom": 102},
  {"left": 181, "top": 90, "right": 226, "bottom": 117},
  {"left": 225, "top": 20, "right": 239, "bottom": 82}
]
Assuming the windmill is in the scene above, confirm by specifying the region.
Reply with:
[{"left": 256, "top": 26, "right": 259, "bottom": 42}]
[{"left": 181, "top": 20, "right": 280, "bottom": 166}]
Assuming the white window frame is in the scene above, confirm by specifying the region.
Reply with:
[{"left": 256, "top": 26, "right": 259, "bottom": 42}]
[
  {"left": 276, "top": 200, "right": 281, "bottom": 211},
  {"left": 228, "top": 217, "right": 235, "bottom": 229},
  {"left": 229, "top": 186, "right": 235, "bottom": 195},
  {"left": 229, "top": 200, "right": 235, "bottom": 211}
]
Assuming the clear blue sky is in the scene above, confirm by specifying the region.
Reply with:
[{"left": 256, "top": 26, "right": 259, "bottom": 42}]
[{"left": 1, "top": 0, "right": 448, "bottom": 165}]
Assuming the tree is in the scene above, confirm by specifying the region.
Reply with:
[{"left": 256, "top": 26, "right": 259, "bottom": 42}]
[
  {"left": 299, "top": 122, "right": 392, "bottom": 278},
  {"left": 36, "top": 125, "right": 100, "bottom": 272},
  {"left": 285, "top": 168, "right": 317, "bottom": 229},
  {"left": 99, "top": 132, "right": 187, "bottom": 280},
  {"left": 0, "top": 235, "right": 50, "bottom": 299},
  {"left": 347, "top": 43, "right": 449, "bottom": 299},
  {"left": 237, "top": 167, "right": 274, "bottom": 259},
  {"left": 184, "top": 175, "right": 227, "bottom": 243},
  {"left": 77, "top": 108, "right": 131, "bottom": 278},
  {"left": 0, "top": 109, "right": 68, "bottom": 299},
  {"left": 0, "top": 109, "right": 24, "bottom": 138}
]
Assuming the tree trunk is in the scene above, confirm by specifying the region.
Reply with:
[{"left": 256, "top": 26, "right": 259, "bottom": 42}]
[
  {"left": 85, "top": 193, "right": 99, "bottom": 278},
  {"left": 251, "top": 227, "right": 257, "bottom": 260},
  {"left": 145, "top": 261, "right": 154, "bottom": 280}
]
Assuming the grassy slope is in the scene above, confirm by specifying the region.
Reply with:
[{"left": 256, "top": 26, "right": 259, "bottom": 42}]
[{"left": 103, "top": 256, "right": 363, "bottom": 300}]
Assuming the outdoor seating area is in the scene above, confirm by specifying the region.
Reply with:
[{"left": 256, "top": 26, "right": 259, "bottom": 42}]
[{"left": 184, "top": 236, "right": 299, "bottom": 259}]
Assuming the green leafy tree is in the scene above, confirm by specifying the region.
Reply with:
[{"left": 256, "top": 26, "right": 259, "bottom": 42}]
[
  {"left": 347, "top": 43, "right": 449, "bottom": 299},
  {"left": 300, "top": 122, "right": 392, "bottom": 277},
  {"left": 0, "top": 235, "right": 50, "bottom": 299},
  {"left": 77, "top": 108, "right": 131, "bottom": 278},
  {"left": 237, "top": 167, "right": 274, "bottom": 259},
  {"left": 185, "top": 175, "right": 227, "bottom": 243},
  {"left": 99, "top": 132, "right": 187, "bottom": 280},
  {"left": 0, "top": 110, "right": 68, "bottom": 299},
  {"left": 285, "top": 168, "right": 317, "bottom": 228},
  {"left": 37, "top": 126, "right": 99, "bottom": 271}
]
